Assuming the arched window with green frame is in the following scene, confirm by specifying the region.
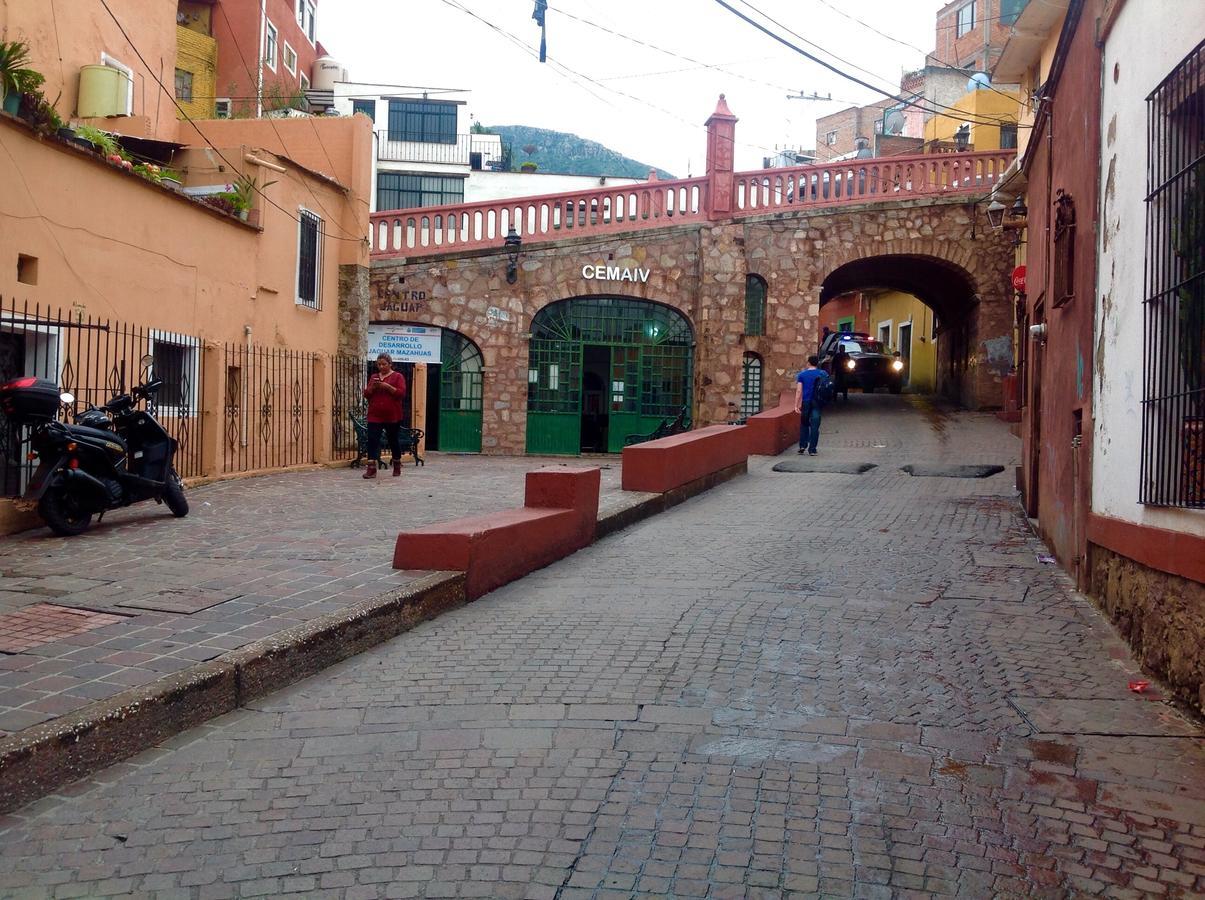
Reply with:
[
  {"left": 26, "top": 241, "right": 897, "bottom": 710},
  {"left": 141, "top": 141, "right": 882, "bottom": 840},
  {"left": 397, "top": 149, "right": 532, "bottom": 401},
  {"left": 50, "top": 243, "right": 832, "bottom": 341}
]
[{"left": 745, "top": 274, "right": 767, "bottom": 336}]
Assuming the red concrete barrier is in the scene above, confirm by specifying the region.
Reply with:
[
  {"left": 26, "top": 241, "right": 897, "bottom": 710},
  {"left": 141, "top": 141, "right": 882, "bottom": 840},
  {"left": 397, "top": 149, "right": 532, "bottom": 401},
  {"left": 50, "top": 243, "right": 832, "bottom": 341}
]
[
  {"left": 621, "top": 424, "right": 749, "bottom": 494},
  {"left": 745, "top": 389, "right": 800, "bottom": 456},
  {"left": 393, "top": 467, "right": 600, "bottom": 599}
]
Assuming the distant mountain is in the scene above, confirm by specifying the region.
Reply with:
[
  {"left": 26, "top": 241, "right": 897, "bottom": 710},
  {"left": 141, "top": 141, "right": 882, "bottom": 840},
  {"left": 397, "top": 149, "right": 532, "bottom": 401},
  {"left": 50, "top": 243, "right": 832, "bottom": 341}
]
[{"left": 484, "top": 125, "right": 675, "bottom": 180}]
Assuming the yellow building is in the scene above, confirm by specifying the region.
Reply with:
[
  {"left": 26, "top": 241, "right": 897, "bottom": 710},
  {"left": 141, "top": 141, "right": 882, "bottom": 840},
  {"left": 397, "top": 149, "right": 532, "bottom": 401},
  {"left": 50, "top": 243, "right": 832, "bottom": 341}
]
[
  {"left": 866, "top": 291, "right": 938, "bottom": 393},
  {"left": 175, "top": 15, "right": 217, "bottom": 121},
  {"left": 922, "top": 86, "right": 1021, "bottom": 151}
]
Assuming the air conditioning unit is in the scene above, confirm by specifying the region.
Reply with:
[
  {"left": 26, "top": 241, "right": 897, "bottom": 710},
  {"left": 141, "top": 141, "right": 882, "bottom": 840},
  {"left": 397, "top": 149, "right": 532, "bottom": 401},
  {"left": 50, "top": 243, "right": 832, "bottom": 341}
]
[{"left": 78, "top": 65, "right": 130, "bottom": 117}]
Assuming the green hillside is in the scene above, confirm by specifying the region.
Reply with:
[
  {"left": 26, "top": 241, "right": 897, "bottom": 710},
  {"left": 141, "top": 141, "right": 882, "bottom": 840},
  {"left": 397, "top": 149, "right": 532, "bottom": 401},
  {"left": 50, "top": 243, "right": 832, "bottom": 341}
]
[{"left": 483, "top": 125, "right": 675, "bottom": 180}]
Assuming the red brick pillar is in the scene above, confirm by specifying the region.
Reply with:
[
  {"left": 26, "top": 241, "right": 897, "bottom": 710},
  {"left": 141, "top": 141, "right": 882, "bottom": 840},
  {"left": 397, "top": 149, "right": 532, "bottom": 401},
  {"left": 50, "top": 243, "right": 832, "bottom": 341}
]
[{"left": 705, "top": 94, "right": 738, "bottom": 221}]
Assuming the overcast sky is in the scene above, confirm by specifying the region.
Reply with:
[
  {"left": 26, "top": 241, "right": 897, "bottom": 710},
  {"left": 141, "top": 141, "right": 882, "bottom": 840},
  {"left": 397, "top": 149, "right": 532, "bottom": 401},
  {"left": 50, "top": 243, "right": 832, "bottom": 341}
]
[{"left": 321, "top": 1, "right": 953, "bottom": 177}]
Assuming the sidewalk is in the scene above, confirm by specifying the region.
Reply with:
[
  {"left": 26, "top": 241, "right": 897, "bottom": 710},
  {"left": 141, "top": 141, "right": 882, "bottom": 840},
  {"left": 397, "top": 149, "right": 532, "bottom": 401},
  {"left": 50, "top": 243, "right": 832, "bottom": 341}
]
[{"left": 0, "top": 455, "right": 627, "bottom": 737}]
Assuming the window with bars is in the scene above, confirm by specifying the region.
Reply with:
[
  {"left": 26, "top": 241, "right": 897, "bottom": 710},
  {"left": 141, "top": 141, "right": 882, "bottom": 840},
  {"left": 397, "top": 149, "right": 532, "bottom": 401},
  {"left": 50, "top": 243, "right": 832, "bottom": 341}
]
[
  {"left": 1141, "top": 38, "right": 1205, "bottom": 508},
  {"left": 1052, "top": 190, "right": 1076, "bottom": 308},
  {"left": 351, "top": 99, "right": 376, "bottom": 121},
  {"left": 376, "top": 173, "right": 465, "bottom": 210},
  {"left": 297, "top": 210, "right": 323, "bottom": 309},
  {"left": 387, "top": 99, "right": 457, "bottom": 144},
  {"left": 741, "top": 353, "right": 763, "bottom": 417},
  {"left": 745, "top": 274, "right": 767, "bottom": 336},
  {"left": 1000, "top": 123, "right": 1018, "bottom": 149},
  {"left": 174, "top": 69, "right": 193, "bottom": 102}
]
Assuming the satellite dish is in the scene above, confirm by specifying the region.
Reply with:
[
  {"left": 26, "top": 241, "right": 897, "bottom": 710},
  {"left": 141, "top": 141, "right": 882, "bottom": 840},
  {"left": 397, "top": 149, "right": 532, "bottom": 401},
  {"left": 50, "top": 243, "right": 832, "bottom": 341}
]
[
  {"left": 967, "top": 72, "right": 992, "bottom": 92},
  {"left": 884, "top": 109, "right": 905, "bottom": 135}
]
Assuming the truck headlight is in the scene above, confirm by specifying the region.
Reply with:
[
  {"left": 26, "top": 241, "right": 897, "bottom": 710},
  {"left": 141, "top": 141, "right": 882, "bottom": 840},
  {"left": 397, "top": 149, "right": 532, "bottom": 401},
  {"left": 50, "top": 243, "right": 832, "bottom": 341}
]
[{"left": 845, "top": 359, "right": 856, "bottom": 371}]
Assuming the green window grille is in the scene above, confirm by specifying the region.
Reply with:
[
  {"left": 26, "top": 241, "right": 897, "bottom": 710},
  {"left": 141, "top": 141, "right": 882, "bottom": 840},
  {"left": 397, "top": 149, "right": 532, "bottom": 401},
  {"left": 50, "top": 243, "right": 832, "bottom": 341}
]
[
  {"left": 745, "top": 274, "right": 767, "bottom": 336},
  {"left": 741, "top": 352, "right": 763, "bottom": 417},
  {"left": 527, "top": 296, "right": 693, "bottom": 419},
  {"left": 439, "top": 331, "right": 482, "bottom": 412}
]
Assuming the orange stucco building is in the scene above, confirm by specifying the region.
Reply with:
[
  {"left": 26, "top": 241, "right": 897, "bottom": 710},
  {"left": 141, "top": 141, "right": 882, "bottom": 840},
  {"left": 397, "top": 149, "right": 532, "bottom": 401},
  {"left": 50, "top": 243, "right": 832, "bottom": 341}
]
[{"left": 0, "top": 0, "right": 372, "bottom": 531}]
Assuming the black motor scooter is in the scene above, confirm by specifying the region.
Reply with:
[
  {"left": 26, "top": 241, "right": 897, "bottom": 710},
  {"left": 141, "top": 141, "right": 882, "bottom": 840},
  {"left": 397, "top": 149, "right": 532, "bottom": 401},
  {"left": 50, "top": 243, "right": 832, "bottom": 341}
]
[{"left": 0, "top": 356, "right": 189, "bottom": 536}]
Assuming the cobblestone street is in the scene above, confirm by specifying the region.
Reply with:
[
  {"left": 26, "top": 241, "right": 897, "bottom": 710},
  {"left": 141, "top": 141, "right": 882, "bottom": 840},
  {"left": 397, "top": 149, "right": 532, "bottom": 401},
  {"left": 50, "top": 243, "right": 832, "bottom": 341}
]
[{"left": 2, "top": 395, "right": 1203, "bottom": 898}]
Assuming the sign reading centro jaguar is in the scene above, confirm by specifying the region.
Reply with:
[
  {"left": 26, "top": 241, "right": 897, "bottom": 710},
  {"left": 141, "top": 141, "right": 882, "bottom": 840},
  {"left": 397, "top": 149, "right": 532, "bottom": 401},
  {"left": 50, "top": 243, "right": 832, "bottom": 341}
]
[
  {"left": 581, "top": 264, "right": 651, "bottom": 283},
  {"left": 366, "top": 325, "right": 442, "bottom": 363}
]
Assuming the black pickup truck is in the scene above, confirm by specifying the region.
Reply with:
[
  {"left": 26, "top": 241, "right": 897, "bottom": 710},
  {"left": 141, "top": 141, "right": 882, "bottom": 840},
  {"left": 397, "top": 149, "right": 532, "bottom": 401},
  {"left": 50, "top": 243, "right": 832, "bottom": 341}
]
[{"left": 818, "top": 331, "right": 905, "bottom": 398}]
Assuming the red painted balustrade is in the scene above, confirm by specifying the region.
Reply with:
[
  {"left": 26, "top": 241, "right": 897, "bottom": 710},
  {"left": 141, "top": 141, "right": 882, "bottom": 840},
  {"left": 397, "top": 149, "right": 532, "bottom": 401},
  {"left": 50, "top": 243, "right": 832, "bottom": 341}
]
[
  {"left": 730, "top": 150, "right": 1015, "bottom": 214},
  {"left": 368, "top": 150, "right": 1015, "bottom": 260},
  {"left": 371, "top": 178, "right": 708, "bottom": 259}
]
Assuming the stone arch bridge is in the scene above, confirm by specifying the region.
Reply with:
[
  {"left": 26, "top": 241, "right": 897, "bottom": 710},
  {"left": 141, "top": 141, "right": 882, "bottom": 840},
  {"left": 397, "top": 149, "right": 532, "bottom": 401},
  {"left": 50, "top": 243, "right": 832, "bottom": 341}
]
[{"left": 364, "top": 98, "right": 1016, "bottom": 455}]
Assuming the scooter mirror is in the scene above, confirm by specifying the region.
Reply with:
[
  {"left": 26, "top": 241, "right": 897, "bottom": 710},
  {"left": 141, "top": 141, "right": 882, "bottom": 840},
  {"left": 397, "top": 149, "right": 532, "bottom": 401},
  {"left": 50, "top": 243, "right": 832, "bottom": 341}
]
[
  {"left": 140, "top": 353, "right": 155, "bottom": 370},
  {"left": 59, "top": 392, "right": 75, "bottom": 405}
]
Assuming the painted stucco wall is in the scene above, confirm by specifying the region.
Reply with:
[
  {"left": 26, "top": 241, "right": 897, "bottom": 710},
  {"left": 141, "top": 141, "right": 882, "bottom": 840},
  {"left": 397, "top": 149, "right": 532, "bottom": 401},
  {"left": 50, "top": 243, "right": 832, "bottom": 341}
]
[
  {"left": 0, "top": 115, "right": 351, "bottom": 355},
  {"left": 923, "top": 88, "right": 1021, "bottom": 150},
  {"left": 0, "top": 0, "right": 180, "bottom": 140},
  {"left": 211, "top": 0, "right": 322, "bottom": 118},
  {"left": 868, "top": 291, "right": 939, "bottom": 393},
  {"left": 1095, "top": 0, "right": 1205, "bottom": 538}
]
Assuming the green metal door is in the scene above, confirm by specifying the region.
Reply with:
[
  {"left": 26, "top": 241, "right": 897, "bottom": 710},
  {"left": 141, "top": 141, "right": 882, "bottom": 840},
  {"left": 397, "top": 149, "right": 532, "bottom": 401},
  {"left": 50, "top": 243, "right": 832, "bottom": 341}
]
[
  {"left": 526, "top": 297, "right": 693, "bottom": 455},
  {"left": 436, "top": 331, "right": 483, "bottom": 452}
]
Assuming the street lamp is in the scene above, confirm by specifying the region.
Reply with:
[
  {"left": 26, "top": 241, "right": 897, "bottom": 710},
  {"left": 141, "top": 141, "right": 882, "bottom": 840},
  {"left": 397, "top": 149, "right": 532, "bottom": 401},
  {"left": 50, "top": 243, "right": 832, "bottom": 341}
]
[
  {"left": 953, "top": 123, "right": 971, "bottom": 152},
  {"left": 986, "top": 200, "right": 1007, "bottom": 230},
  {"left": 504, "top": 228, "right": 522, "bottom": 284}
]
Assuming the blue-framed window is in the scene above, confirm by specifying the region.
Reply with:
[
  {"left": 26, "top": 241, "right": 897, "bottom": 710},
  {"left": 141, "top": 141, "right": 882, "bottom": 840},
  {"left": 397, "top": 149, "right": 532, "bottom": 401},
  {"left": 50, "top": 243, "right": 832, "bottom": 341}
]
[
  {"left": 351, "top": 99, "right": 375, "bottom": 121},
  {"left": 387, "top": 99, "right": 457, "bottom": 144},
  {"left": 376, "top": 173, "right": 465, "bottom": 211}
]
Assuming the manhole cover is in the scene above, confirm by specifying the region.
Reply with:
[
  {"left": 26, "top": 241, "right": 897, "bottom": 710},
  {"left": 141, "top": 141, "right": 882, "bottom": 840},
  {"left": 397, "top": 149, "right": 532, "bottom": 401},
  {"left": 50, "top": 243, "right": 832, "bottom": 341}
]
[
  {"left": 901, "top": 464, "right": 1005, "bottom": 478},
  {"left": 118, "top": 589, "right": 243, "bottom": 614},
  {"left": 0, "top": 603, "right": 126, "bottom": 653},
  {"left": 772, "top": 460, "right": 878, "bottom": 474}
]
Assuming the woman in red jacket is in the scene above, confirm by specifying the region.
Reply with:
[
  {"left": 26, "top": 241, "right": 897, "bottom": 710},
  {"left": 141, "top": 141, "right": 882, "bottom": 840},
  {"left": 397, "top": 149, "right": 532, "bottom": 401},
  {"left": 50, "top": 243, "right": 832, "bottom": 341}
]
[{"left": 362, "top": 353, "right": 407, "bottom": 478}]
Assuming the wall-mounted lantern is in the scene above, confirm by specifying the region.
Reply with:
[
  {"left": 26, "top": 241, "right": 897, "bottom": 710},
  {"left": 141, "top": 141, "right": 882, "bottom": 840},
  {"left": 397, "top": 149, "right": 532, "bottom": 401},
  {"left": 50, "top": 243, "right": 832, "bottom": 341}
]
[{"left": 504, "top": 228, "right": 522, "bottom": 284}]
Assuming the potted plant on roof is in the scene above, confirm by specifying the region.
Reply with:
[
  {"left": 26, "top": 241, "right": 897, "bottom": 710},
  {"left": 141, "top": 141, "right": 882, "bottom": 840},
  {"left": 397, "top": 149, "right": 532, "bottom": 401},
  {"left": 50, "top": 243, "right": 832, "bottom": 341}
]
[
  {"left": 231, "top": 173, "right": 276, "bottom": 225},
  {"left": 0, "top": 40, "right": 38, "bottom": 116}
]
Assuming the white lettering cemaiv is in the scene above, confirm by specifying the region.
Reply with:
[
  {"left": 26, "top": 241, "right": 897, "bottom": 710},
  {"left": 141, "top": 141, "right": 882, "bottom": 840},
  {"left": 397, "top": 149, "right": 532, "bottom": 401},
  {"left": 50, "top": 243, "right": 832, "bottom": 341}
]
[{"left": 582, "top": 264, "right": 650, "bottom": 283}]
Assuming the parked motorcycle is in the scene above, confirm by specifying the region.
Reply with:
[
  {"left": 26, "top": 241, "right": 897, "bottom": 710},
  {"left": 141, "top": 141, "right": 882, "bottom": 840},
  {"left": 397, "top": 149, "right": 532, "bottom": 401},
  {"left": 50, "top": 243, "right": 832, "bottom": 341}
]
[{"left": 0, "top": 356, "right": 189, "bottom": 536}]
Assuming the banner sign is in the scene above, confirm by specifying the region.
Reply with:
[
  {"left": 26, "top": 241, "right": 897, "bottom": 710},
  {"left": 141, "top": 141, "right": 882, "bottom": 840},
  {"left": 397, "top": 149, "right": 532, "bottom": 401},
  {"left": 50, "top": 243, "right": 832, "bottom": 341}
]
[{"left": 367, "top": 325, "right": 442, "bottom": 363}]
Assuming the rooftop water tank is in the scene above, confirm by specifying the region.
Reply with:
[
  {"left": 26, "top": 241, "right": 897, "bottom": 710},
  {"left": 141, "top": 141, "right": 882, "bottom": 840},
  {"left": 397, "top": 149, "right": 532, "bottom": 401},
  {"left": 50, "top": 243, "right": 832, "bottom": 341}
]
[
  {"left": 311, "top": 56, "right": 348, "bottom": 92},
  {"left": 78, "top": 65, "right": 130, "bottom": 117}
]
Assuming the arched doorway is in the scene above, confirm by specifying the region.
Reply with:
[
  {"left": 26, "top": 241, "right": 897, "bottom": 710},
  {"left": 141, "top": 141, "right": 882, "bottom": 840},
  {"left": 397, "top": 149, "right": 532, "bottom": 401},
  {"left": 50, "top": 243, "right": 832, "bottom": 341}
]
[
  {"left": 431, "top": 330, "right": 483, "bottom": 452},
  {"left": 819, "top": 254, "right": 982, "bottom": 401},
  {"left": 526, "top": 296, "right": 693, "bottom": 454}
]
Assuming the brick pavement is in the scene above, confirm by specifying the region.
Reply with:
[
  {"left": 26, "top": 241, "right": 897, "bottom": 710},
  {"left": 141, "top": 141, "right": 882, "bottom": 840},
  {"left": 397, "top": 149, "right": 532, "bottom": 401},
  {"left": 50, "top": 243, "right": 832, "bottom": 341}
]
[
  {"left": 0, "top": 456, "right": 626, "bottom": 737},
  {"left": 2, "top": 393, "right": 1203, "bottom": 898}
]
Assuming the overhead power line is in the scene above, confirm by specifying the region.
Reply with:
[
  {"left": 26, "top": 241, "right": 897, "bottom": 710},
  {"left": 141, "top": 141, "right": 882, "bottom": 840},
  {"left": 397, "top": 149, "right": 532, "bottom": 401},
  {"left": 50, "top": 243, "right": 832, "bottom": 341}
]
[{"left": 716, "top": 0, "right": 1027, "bottom": 130}]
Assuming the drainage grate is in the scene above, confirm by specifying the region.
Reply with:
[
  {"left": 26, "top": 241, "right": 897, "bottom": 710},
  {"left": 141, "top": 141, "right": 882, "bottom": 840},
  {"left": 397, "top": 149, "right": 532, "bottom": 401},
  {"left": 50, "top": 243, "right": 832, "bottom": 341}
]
[
  {"left": 901, "top": 464, "right": 1005, "bottom": 478},
  {"left": 0, "top": 603, "right": 126, "bottom": 653},
  {"left": 772, "top": 460, "right": 878, "bottom": 474}
]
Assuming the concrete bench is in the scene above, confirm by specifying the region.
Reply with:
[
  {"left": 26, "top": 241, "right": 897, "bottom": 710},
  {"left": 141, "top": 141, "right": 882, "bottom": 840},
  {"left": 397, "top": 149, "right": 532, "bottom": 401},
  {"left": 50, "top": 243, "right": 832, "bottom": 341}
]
[
  {"left": 745, "top": 390, "right": 800, "bottom": 456},
  {"left": 621, "top": 424, "right": 749, "bottom": 494},
  {"left": 393, "top": 467, "right": 600, "bottom": 599}
]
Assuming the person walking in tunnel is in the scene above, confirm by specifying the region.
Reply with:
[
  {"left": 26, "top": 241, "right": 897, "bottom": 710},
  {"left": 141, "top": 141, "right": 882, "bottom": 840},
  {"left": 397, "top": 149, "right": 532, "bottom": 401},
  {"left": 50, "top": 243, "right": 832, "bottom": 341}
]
[
  {"left": 362, "top": 352, "right": 407, "bottom": 478},
  {"left": 795, "top": 355, "right": 830, "bottom": 456}
]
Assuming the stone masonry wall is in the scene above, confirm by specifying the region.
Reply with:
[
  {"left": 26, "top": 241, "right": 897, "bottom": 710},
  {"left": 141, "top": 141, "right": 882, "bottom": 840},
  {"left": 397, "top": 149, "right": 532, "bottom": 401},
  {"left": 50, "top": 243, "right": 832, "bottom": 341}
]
[
  {"left": 1089, "top": 543, "right": 1205, "bottom": 713},
  {"left": 337, "top": 263, "right": 370, "bottom": 359},
  {"left": 369, "top": 199, "right": 1015, "bottom": 453}
]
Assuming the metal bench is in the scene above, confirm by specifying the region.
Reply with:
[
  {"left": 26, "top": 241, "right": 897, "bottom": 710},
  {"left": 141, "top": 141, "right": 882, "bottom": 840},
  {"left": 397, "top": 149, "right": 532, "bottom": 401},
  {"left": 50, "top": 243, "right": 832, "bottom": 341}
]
[
  {"left": 349, "top": 412, "right": 425, "bottom": 468},
  {"left": 623, "top": 406, "right": 691, "bottom": 447}
]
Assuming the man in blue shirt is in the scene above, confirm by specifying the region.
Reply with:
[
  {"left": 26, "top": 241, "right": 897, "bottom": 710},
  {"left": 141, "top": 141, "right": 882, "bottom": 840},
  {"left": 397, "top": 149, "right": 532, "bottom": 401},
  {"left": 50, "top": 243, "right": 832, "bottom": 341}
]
[{"left": 794, "top": 355, "right": 828, "bottom": 455}]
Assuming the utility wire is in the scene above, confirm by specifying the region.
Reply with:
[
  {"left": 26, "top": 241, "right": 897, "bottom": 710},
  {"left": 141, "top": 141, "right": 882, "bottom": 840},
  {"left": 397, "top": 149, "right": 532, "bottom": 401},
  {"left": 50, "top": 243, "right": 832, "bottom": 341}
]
[
  {"left": 96, "top": 0, "right": 367, "bottom": 243},
  {"left": 719, "top": 0, "right": 1025, "bottom": 129},
  {"left": 807, "top": 0, "right": 1023, "bottom": 105},
  {"left": 210, "top": 1, "right": 366, "bottom": 240}
]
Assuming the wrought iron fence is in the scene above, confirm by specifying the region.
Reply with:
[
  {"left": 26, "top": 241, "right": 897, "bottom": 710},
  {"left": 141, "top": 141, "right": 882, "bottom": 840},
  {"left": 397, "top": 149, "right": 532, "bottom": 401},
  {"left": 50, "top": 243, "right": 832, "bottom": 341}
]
[
  {"left": 1, "top": 297, "right": 206, "bottom": 498},
  {"left": 221, "top": 344, "right": 318, "bottom": 474},
  {"left": 1141, "top": 38, "right": 1205, "bottom": 508},
  {"left": 332, "top": 354, "right": 367, "bottom": 461}
]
